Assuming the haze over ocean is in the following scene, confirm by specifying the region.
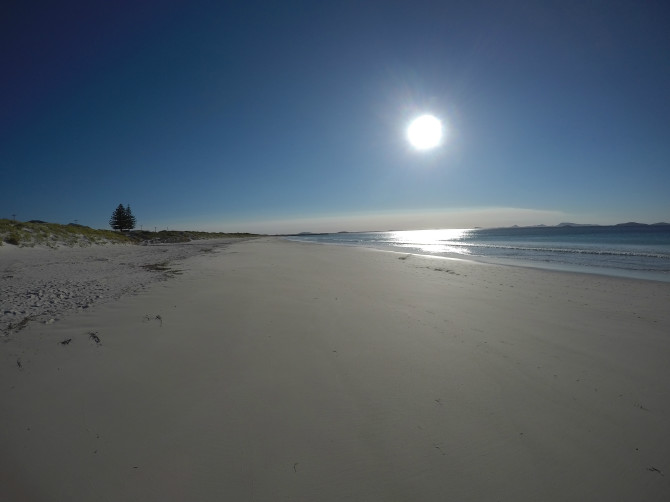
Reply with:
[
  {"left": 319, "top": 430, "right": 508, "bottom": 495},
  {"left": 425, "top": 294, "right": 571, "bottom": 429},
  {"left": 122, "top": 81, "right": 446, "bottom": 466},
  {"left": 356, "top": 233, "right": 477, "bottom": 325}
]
[{"left": 2, "top": 1, "right": 669, "bottom": 233}]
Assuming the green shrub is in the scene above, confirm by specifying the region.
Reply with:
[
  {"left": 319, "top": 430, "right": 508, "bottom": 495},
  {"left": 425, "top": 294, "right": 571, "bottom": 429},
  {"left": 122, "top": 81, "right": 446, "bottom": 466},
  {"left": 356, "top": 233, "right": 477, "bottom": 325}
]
[{"left": 6, "top": 232, "right": 20, "bottom": 245}]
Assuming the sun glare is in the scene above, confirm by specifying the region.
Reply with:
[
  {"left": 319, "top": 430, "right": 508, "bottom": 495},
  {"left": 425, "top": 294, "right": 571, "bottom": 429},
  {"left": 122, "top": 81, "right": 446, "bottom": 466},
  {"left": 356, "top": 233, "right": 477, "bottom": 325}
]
[{"left": 407, "top": 114, "right": 443, "bottom": 150}]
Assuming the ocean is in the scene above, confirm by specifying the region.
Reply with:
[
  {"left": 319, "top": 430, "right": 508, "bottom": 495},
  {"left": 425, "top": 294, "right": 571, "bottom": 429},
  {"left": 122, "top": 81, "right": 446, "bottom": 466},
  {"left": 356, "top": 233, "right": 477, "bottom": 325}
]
[{"left": 286, "top": 225, "right": 670, "bottom": 282}]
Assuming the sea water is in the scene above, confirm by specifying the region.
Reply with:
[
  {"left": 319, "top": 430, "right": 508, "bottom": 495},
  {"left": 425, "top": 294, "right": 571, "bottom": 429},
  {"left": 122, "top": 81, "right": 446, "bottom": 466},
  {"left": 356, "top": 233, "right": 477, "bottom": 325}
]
[{"left": 287, "top": 226, "right": 670, "bottom": 282}]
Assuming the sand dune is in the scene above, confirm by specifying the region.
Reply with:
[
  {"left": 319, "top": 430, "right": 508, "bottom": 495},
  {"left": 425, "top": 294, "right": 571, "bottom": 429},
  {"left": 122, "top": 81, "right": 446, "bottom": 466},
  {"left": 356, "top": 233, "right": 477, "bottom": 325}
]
[{"left": 2, "top": 238, "right": 669, "bottom": 501}]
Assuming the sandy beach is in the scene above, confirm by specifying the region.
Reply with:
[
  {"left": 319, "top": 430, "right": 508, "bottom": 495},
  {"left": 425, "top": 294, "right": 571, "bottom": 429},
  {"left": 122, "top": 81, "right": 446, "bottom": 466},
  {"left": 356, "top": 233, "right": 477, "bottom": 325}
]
[{"left": 2, "top": 237, "right": 669, "bottom": 501}]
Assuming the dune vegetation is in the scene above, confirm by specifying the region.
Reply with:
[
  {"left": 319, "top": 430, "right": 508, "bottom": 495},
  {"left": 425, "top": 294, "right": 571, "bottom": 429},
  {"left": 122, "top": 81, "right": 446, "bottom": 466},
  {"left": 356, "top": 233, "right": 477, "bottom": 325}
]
[{"left": 0, "top": 219, "right": 257, "bottom": 247}]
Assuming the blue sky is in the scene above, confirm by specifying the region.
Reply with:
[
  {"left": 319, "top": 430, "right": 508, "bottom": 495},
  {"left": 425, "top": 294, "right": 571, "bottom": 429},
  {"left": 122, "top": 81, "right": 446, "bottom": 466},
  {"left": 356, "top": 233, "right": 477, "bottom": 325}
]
[{"left": 2, "top": 0, "right": 669, "bottom": 233}]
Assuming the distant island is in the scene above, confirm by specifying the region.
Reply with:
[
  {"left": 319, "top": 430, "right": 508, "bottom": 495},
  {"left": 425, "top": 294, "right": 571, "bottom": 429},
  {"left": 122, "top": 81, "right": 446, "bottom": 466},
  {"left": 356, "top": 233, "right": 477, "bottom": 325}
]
[
  {"left": 561, "top": 222, "right": 669, "bottom": 227},
  {"left": 615, "top": 221, "right": 670, "bottom": 227},
  {"left": 515, "top": 222, "right": 670, "bottom": 229}
]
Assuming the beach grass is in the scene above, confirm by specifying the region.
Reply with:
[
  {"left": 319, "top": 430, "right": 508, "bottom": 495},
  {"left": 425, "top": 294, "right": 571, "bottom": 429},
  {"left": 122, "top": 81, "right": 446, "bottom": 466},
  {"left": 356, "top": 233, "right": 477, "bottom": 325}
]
[
  {"left": 0, "top": 219, "right": 258, "bottom": 247},
  {"left": 0, "top": 219, "right": 132, "bottom": 247},
  {"left": 127, "top": 229, "right": 257, "bottom": 244}
]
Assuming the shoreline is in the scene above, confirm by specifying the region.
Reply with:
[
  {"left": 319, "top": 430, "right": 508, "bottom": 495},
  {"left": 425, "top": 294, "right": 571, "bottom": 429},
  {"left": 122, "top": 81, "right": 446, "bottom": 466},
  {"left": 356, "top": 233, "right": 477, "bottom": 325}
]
[
  {"left": 2, "top": 238, "right": 669, "bottom": 500},
  {"left": 283, "top": 237, "right": 670, "bottom": 283}
]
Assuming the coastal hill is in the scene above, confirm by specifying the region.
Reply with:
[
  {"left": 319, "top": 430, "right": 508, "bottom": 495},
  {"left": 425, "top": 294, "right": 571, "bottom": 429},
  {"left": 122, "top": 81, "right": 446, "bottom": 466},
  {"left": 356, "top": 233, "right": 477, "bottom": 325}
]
[
  {"left": 616, "top": 221, "right": 670, "bottom": 227},
  {"left": 556, "top": 222, "right": 596, "bottom": 227},
  {"left": 0, "top": 219, "right": 257, "bottom": 248},
  {"left": 557, "top": 222, "right": 670, "bottom": 227},
  {"left": 525, "top": 222, "right": 669, "bottom": 228}
]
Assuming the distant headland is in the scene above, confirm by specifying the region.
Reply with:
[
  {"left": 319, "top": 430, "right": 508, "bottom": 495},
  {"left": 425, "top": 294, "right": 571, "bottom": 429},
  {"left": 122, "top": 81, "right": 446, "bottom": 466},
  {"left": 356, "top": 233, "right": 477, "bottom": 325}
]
[{"left": 511, "top": 222, "right": 670, "bottom": 228}]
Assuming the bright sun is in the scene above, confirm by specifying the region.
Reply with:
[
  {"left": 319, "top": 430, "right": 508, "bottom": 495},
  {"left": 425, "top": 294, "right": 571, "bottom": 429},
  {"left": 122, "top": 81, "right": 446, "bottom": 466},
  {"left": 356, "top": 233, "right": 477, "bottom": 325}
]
[{"left": 406, "top": 114, "right": 443, "bottom": 150}]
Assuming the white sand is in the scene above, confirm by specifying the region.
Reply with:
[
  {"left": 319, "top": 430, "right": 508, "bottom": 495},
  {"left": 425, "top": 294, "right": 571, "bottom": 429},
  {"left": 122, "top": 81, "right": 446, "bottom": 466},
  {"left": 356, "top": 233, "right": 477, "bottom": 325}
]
[
  {"left": 2, "top": 238, "right": 669, "bottom": 501},
  {"left": 0, "top": 239, "right": 239, "bottom": 332}
]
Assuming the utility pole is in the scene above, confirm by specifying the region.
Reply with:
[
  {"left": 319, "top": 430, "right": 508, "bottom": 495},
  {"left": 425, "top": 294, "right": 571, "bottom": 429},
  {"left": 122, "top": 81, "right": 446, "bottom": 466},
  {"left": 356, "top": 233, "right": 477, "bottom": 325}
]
[{"left": 11, "top": 213, "right": 16, "bottom": 222}]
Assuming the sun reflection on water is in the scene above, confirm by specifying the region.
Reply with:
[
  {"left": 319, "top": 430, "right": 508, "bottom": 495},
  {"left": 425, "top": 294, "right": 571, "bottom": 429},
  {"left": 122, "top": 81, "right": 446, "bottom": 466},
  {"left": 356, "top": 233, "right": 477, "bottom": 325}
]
[{"left": 388, "top": 228, "right": 474, "bottom": 255}]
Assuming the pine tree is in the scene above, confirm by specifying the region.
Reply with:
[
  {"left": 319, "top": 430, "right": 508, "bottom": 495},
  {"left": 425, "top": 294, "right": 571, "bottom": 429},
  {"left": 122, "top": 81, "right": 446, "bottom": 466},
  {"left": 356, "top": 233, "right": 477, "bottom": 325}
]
[
  {"left": 125, "top": 204, "right": 137, "bottom": 230},
  {"left": 109, "top": 203, "right": 136, "bottom": 231}
]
